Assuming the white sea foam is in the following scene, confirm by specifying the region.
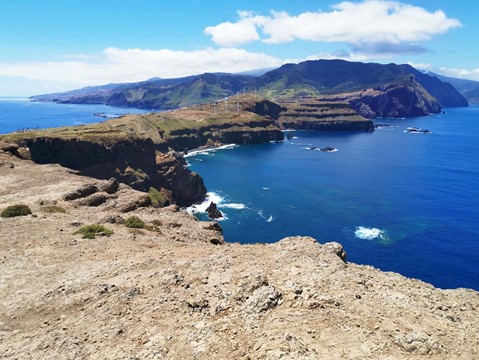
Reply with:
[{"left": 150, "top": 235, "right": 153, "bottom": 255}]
[
  {"left": 355, "top": 226, "right": 385, "bottom": 240},
  {"left": 221, "top": 203, "right": 246, "bottom": 210},
  {"left": 186, "top": 192, "right": 247, "bottom": 220},
  {"left": 187, "top": 192, "right": 224, "bottom": 214},
  {"left": 262, "top": 187, "right": 270, "bottom": 190},
  {"left": 258, "top": 210, "right": 274, "bottom": 222},
  {"left": 184, "top": 144, "right": 238, "bottom": 158},
  {"left": 303, "top": 147, "right": 338, "bottom": 152}
]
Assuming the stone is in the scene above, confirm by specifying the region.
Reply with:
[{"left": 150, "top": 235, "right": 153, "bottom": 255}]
[
  {"left": 0, "top": 162, "right": 14, "bottom": 168},
  {"left": 98, "top": 178, "right": 119, "bottom": 194},
  {"left": 78, "top": 193, "right": 108, "bottom": 207},
  {"left": 244, "top": 286, "right": 282, "bottom": 313},
  {"left": 324, "top": 242, "right": 347, "bottom": 262},
  {"left": 63, "top": 184, "right": 99, "bottom": 201},
  {"left": 98, "top": 215, "right": 125, "bottom": 224},
  {"left": 118, "top": 193, "right": 151, "bottom": 213}
]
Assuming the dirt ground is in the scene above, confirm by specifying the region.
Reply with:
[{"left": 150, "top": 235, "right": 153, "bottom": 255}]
[{"left": 1, "top": 151, "right": 478, "bottom": 359}]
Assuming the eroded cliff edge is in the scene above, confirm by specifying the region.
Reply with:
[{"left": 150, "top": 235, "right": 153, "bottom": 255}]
[
  {"left": 0, "top": 149, "right": 478, "bottom": 360},
  {"left": 1, "top": 95, "right": 374, "bottom": 206},
  {"left": 1, "top": 100, "right": 286, "bottom": 206}
]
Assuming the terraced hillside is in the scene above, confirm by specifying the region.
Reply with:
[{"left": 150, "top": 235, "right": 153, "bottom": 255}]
[{"left": 275, "top": 98, "right": 373, "bottom": 132}]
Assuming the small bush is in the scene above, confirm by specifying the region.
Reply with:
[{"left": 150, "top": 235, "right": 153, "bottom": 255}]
[
  {"left": 125, "top": 216, "right": 145, "bottom": 229},
  {"left": 74, "top": 224, "right": 113, "bottom": 239},
  {"left": 41, "top": 205, "right": 66, "bottom": 213},
  {"left": 151, "top": 219, "right": 163, "bottom": 226},
  {"left": 148, "top": 187, "right": 168, "bottom": 208},
  {"left": 1, "top": 204, "right": 32, "bottom": 218}
]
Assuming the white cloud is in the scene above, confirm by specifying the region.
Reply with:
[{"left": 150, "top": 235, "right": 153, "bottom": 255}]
[
  {"left": 204, "top": 1, "right": 461, "bottom": 52},
  {"left": 407, "top": 62, "right": 479, "bottom": 82},
  {"left": 437, "top": 67, "right": 479, "bottom": 81},
  {"left": 204, "top": 11, "right": 262, "bottom": 47},
  {"left": 0, "top": 47, "right": 287, "bottom": 94}
]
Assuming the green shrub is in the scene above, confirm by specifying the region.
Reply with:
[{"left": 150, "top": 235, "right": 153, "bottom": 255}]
[
  {"left": 148, "top": 187, "right": 168, "bottom": 208},
  {"left": 74, "top": 224, "right": 113, "bottom": 239},
  {"left": 124, "top": 216, "right": 145, "bottom": 229},
  {"left": 41, "top": 205, "right": 66, "bottom": 213},
  {"left": 1, "top": 204, "right": 32, "bottom": 218}
]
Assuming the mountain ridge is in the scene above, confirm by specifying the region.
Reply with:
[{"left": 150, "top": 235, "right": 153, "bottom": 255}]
[{"left": 31, "top": 60, "right": 468, "bottom": 117}]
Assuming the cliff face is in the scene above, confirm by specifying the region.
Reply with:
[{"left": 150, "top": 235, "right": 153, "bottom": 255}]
[
  {"left": 266, "top": 98, "right": 375, "bottom": 131},
  {"left": 349, "top": 83, "right": 442, "bottom": 118},
  {"left": 24, "top": 137, "right": 206, "bottom": 206}
]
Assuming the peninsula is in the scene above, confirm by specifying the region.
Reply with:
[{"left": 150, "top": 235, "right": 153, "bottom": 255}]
[{"left": 0, "top": 94, "right": 373, "bottom": 206}]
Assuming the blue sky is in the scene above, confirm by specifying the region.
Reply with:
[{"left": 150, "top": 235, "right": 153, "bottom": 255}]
[{"left": 0, "top": 0, "right": 477, "bottom": 96}]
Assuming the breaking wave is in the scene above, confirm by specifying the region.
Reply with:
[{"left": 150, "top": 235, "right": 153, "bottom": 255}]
[
  {"left": 354, "top": 226, "right": 385, "bottom": 240},
  {"left": 184, "top": 144, "right": 238, "bottom": 158}
]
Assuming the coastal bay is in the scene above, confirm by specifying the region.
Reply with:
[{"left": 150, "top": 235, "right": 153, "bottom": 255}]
[
  {"left": 1, "top": 99, "right": 478, "bottom": 290},
  {"left": 188, "top": 107, "right": 479, "bottom": 290}
]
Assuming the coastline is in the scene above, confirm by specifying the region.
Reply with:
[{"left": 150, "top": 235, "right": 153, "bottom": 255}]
[{"left": 1, "top": 148, "right": 478, "bottom": 359}]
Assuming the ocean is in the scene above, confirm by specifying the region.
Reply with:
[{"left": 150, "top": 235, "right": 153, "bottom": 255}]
[
  {"left": 0, "top": 98, "right": 478, "bottom": 290},
  {"left": 0, "top": 97, "right": 146, "bottom": 134},
  {"left": 187, "top": 107, "right": 479, "bottom": 291}
]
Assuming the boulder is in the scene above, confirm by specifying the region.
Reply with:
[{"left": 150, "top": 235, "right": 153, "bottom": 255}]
[
  {"left": 98, "top": 178, "right": 119, "bottom": 194},
  {"left": 78, "top": 193, "right": 108, "bottom": 207},
  {"left": 63, "top": 184, "right": 98, "bottom": 201}
]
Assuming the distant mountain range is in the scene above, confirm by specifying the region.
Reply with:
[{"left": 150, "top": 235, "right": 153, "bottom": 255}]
[
  {"left": 31, "top": 60, "right": 470, "bottom": 117},
  {"left": 425, "top": 72, "right": 479, "bottom": 104}
]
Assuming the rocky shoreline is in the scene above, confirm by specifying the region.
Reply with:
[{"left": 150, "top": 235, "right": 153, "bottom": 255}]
[
  {"left": 0, "top": 95, "right": 374, "bottom": 208},
  {"left": 1, "top": 148, "right": 478, "bottom": 359}
]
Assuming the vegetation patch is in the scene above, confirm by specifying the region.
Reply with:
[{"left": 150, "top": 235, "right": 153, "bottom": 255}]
[
  {"left": 74, "top": 224, "right": 113, "bottom": 239},
  {"left": 148, "top": 187, "right": 168, "bottom": 208},
  {"left": 41, "top": 205, "right": 66, "bottom": 213},
  {"left": 125, "top": 216, "right": 146, "bottom": 229},
  {"left": 1, "top": 204, "right": 32, "bottom": 218}
]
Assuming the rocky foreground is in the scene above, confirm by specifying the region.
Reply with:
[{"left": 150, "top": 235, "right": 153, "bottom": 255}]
[{"left": 1, "top": 150, "right": 478, "bottom": 360}]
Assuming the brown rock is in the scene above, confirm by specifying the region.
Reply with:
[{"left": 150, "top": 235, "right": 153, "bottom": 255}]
[
  {"left": 63, "top": 184, "right": 98, "bottom": 201},
  {"left": 98, "top": 178, "right": 119, "bottom": 194},
  {"left": 77, "top": 193, "right": 108, "bottom": 207}
]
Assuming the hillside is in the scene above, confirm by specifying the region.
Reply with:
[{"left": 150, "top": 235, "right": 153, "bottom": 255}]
[
  {"left": 255, "top": 60, "right": 467, "bottom": 108},
  {"left": 430, "top": 72, "right": 479, "bottom": 104},
  {"left": 1, "top": 148, "right": 478, "bottom": 359},
  {"left": 31, "top": 60, "right": 468, "bottom": 117}
]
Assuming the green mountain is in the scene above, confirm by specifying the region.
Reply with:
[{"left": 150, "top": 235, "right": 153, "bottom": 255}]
[
  {"left": 31, "top": 60, "right": 468, "bottom": 117},
  {"left": 254, "top": 60, "right": 468, "bottom": 108}
]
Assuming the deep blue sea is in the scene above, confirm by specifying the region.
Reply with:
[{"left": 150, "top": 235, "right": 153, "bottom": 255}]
[
  {"left": 0, "top": 97, "right": 146, "bottom": 134},
  {"left": 1, "top": 98, "right": 478, "bottom": 290},
  {"left": 187, "top": 107, "right": 479, "bottom": 291}
]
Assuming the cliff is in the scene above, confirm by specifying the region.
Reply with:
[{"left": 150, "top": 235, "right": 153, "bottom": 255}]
[
  {"left": 1, "top": 149, "right": 478, "bottom": 359},
  {"left": 0, "top": 103, "right": 286, "bottom": 206}
]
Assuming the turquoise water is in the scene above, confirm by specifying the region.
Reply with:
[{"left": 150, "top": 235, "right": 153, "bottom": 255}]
[
  {"left": 0, "top": 99, "right": 477, "bottom": 290},
  {"left": 0, "top": 98, "right": 146, "bottom": 134},
  {"left": 187, "top": 107, "right": 479, "bottom": 290}
]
